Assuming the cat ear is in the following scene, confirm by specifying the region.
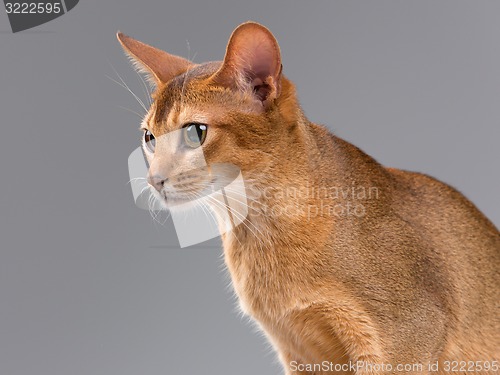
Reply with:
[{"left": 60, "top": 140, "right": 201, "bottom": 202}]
[
  {"left": 214, "top": 22, "right": 282, "bottom": 107},
  {"left": 117, "top": 32, "right": 192, "bottom": 85}
]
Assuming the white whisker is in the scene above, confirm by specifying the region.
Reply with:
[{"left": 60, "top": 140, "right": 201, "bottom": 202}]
[
  {"left": 106, "top": 73, "right": 148, "bottom": 112},
  {"left": 116, "top": 105, "right": 145, "bottom": 119}
]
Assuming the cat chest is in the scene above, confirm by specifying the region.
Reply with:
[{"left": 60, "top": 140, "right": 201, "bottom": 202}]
[{"left": 224, "top": 246, "right": 304, "bottom": 318}]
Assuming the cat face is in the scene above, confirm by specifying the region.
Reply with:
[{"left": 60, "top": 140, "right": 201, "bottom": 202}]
[{"left": 118, "top": 22, "right": 285, "bottom": 208}]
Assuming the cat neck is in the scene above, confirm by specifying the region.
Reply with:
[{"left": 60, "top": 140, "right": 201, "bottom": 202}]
[{"left": 219, "top": 77, "right": 391, "bottom": 252}]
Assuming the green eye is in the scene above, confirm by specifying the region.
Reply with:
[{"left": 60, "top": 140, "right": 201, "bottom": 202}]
[{"left": 183, "top": 123, "right": 207, "bottom": 148}]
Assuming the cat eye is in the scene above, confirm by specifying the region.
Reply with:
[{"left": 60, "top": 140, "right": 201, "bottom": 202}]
[
  {"left": 183, "top": 123, "right": 207, "bottom": 148},
  {"left": 144, "top": 130, "right": 156, "bottom": 152}
]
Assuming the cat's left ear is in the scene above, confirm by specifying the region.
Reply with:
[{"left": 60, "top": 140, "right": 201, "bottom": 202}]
[
  {"left": 117, "top": 32, "right": 192, "bottom": 86},
  {"left": 214, "top": 22, "right": 282, "bottom": 108}
]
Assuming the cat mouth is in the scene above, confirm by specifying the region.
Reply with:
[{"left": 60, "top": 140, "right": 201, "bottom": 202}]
[
  {"left": 152, "top": 189, "right": 186, "bottom": 208},
  {"left": 153, "top": 188, "right": 206, "bottom": 209},
  {"left": 162, "top": 194, "right": 193, "bottom": 207}
]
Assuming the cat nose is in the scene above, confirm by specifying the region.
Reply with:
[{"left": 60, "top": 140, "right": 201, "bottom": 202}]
[{"left": 148, "top": 174, "right": 168, "bottom": 192}]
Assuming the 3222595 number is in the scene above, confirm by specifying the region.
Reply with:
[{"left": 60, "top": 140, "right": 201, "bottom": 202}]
[{"left": 5, "top": 2, "right": 62, "bottom": 14}]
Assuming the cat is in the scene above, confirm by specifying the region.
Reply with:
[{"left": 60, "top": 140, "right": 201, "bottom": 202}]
[{"left": 118, "top": 22, "right": 500, "bottom": 374}]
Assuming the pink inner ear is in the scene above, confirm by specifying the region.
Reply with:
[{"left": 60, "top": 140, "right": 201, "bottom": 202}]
[
  {"left": 251, "top": 77, "right": 271, "bottom": 101},
  {"left": 253, "top": 47, "right": 277, "bottom": 78},
  {"left": 245, "top": 39, "right": 280, "bottom": 101},
  {"left": 237, "top": 33, "right": 279, "bottom": 80}
]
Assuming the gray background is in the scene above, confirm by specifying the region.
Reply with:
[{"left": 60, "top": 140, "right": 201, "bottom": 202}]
[{"left": 0, "top": 1, "right": 499, "bottom": 374}]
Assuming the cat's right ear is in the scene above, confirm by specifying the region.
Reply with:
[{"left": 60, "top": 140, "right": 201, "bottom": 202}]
[
  {"left": 116, "top": 32, "right": 192, "bottom": 86},
  {"left": 213, "top": 22, "right": 282, "bottom": 108}
]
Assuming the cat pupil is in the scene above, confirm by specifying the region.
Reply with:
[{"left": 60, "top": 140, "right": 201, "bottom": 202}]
[
  {"left": 144, "top": 130, "right": 155, "bottom": 152},
  {"left": 184, "top": 123, "right": 207, "bottom": 147}
]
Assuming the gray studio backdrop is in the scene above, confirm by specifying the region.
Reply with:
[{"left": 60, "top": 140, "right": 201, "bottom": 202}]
[{"left": 1, "top": 1, "right": 499, "bottom": 375}]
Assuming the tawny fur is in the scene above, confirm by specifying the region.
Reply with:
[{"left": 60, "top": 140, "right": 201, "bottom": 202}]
[{"left": 118, "top": 22, "right": 500, "bottom": 374}]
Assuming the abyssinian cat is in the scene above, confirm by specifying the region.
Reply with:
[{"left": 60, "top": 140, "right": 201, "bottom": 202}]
[{"left": 118, "top": 22, "right": 500, "bottom": 374}]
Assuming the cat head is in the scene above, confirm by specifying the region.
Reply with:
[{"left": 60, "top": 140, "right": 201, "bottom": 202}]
[{"left": 118, "top": 22, "right": 301, "bottom": 208}]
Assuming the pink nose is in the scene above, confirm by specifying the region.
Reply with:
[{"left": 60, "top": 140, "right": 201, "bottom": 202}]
[{"left": 148, "top": 174, "right": 168, "bottom": 192}]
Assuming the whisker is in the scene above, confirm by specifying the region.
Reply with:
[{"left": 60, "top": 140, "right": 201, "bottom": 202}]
[
  {"left": 203, "top": 194, "right": 267, "bottom": 251},
  {"left": 116, "top": 105, "right": 145, "bottom": 119},
  {"left": 127, "top": 177, "right": 148, "bottom": 185},
  {"left": 106, "top": 73, "right": 148, "bottom": 112},
  {"left": 135, "top": 68, "right": 152, "bottom": 107},
  {"left": 179, "top": 40, "right": 197, "bottom": 108}
]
